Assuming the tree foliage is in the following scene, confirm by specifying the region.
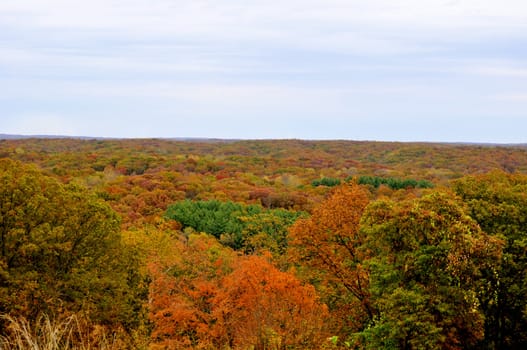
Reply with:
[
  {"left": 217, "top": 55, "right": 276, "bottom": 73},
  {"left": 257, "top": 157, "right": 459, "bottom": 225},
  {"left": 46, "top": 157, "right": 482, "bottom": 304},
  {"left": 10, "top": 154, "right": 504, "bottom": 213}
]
[
  {"left": 0, "top": 159, "right": 144, "bottom": 332},
  {"left": 290, "top": 184, "right": 505, "bottom": 349},
  {"left": 165, "top": 199, "right": 304, "bottom": 251},
  {"left": 356, "top": 192, "right": 503, "bottom": 349},
  {"left": 453, "top": 171, "right": 527, "bottom": 349},
  {"left": 312, "top": 177, "right": 341, "bottom": 187},
  {"left": 355, "top": 175, "right": 434, "bottom": 190},
  {"left": 215, "top": 254, "right": 328, "bottom": 349},
  {"left": 289, "top": 184, "right": 373, "bottom": 334},
  {"left": 2, "top": 138, "right": 527, "bottom": 349},
  {"left": 148, "top": 233, "right": 328, "bottom": 349}
]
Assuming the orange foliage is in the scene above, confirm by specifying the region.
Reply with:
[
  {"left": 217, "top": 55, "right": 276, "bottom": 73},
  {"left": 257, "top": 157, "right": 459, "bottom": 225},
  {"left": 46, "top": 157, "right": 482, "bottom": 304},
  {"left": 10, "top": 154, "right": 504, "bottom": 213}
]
[
  {"left": 148, "top": 234, "right": 230, "bottom": 349},
  {"left": 148, "top": 234, "right": 328, "bottom": 349},
  {"left": 289, "top": 183, "right": 373, "bottom": 331},
  {"left": 214, "top": 254, "right": 328, "bottom": 349}
]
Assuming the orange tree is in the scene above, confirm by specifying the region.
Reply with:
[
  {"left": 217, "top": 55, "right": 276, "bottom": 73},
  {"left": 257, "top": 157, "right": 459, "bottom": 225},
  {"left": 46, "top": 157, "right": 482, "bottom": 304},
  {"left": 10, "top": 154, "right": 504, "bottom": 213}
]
[
  {"left": 213, "top": 254, "right": 328, "bottom": 349},
  {"left": 148, "top": 233, "right": 328, "bottom": 349},
  {"left": 288, "top": 183, "right": 373, "bottom": 336}
]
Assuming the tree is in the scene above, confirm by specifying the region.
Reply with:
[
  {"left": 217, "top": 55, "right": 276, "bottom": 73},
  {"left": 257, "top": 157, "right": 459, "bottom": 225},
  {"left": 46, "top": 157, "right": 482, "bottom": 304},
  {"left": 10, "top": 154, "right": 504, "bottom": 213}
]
[
  {"left": 312, "top": 177, "right": 341, "bottom": 187},
  {"left": 148, "top": 233, "right": 328, "bottom": 349},
  {"left": 148, "top": 233, "right": 232, "bottom": 349},
  {"left": 356, "top": 191, "right": 503, "bottom": 349},
  {"left": 165, "top": 199, "right": 304, "bottom": 252},
  {"left": 0, "top": 159, "right": 143, "bottom": 332},
  {"left": 355, "top": 175, "right": 434, "bottom": 190},
  {"left": 214, "top": 254, "right": 328, "bottom": 350},
  {"left": 289, "top": 184, "right": 373, "bottom": 335},
  {"left": 165, "top": 199, "right": 260, "bottom": 244},
  {"left": 453, "top": 171, "right": 527, "bottom": 349}
]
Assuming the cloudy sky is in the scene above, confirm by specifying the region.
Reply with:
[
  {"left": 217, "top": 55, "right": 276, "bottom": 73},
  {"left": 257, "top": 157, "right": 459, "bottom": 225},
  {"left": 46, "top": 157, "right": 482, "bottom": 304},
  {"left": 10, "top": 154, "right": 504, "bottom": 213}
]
[{"left": 1, "top": 0, "right": 527, "bottom": 142}]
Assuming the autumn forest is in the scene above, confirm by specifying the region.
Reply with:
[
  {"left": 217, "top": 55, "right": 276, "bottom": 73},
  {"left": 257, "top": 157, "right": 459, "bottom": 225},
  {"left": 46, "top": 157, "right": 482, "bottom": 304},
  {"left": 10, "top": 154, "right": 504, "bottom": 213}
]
[{"left": 1, "top": 137, "right": 527, "bottom": 349}]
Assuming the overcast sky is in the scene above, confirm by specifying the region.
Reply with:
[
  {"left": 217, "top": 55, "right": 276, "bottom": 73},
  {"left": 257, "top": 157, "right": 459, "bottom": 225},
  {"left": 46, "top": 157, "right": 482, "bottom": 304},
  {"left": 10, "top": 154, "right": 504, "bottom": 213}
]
[{"left": 1, "top": 0, "right": 527, "bottom": 142}]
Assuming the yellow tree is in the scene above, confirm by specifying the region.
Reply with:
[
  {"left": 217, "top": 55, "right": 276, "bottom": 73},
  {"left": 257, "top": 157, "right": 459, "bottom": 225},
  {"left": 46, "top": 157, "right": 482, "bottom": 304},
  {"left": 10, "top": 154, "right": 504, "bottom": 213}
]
[{"left": 0, "top": 159, "right": 144, "bottom": 333}]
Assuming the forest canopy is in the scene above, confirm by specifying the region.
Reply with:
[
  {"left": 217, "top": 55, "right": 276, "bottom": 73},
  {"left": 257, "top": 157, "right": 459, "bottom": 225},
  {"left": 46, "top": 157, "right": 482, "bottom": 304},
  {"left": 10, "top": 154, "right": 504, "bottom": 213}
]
[{"left": 1, "top": 138, "right": 527, "bottom": 349}]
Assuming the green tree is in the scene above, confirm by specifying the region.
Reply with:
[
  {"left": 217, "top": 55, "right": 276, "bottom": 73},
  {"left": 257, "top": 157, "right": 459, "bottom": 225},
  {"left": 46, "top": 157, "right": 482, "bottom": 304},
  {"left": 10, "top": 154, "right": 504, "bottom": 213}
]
[
  {"left": 165, "top": 199, "right": 303, "bottom": 251},
  {"left": 165, "top": 200, "right": 257, "bottom": 242},
  {"left": 356, "top": 192, "right": 503, "bottom": 349},
  {"left": 453, "top": 171, "right": 527, "bottom": 349},
  {"left": 312, "top": 177, "right": 341, "bottom": 187},
  {"left": 0, "top": 159, "right": 144, "bottom": 332},
  {"left": 354, "top": 176, "right": 434, "bottom": 190}
]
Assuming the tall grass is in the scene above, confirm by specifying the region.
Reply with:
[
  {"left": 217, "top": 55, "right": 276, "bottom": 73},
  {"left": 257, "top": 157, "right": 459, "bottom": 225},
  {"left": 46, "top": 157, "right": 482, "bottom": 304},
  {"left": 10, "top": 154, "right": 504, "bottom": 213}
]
[{"left": 0, "top": 314, "right": 120, "bottom": 350}]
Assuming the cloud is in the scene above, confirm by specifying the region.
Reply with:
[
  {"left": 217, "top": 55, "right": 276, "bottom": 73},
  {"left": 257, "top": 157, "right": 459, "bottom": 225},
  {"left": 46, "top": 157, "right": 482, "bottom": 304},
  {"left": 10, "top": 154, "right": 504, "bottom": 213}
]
[
  {"left": 3, "top": 0, "right": 527, "bottom": 52},
  {"left": 3, "top": 0, "right": 527, "bottom": 78},
  {"left": 3, "top": 114, "right": 79, "bottom": 136},
  {"left": 471, "top": 66, "right": 527, "bottom": 78},
  {"left": 493, "top": 93, "right": 527, "bottom": 101},
  {"left": 1, "top": 0, "right": 526, "bottom": 142}
]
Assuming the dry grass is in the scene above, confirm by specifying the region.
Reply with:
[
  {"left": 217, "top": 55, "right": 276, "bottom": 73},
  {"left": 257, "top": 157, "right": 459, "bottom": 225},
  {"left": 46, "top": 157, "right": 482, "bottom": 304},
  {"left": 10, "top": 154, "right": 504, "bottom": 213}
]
[{"left": 0, "top": 314, "right": 121, "bottom": 350}]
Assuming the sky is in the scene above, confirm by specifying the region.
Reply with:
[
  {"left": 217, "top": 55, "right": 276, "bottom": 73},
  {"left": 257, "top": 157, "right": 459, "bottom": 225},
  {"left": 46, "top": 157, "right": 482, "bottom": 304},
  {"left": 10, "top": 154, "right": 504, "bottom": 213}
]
[{"left": 1, "top": 0, "right": 527, "bottom": 143}]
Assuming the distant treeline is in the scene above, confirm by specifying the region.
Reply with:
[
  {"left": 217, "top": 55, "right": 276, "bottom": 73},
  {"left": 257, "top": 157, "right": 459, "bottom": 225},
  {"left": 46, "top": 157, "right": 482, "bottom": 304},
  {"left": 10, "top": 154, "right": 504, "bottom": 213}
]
[
  {"left": 312, "top": 175, "right": 434, "bottom": 189},
  {"left": 356, "top": 175, "right": 434, "bottom": 189}
]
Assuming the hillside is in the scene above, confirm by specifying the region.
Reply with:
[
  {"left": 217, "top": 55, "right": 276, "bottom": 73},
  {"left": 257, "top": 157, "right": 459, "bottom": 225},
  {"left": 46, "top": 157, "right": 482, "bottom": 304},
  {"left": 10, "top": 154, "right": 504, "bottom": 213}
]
[{"left": 1, "top": 138, "right": 527, "bottom": 349}]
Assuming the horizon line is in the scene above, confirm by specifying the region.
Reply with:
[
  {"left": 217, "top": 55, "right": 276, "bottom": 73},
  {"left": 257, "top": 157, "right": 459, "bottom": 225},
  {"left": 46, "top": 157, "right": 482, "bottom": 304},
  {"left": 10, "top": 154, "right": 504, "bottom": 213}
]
[{"left": 1, "top": 133, "right": 526, "bottom": 146}]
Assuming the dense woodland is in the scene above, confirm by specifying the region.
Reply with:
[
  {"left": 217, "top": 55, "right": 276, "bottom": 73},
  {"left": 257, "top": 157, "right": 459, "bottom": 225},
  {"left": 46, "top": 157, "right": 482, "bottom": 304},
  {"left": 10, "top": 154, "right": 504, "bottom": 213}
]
[{"left": 1, "top": 138, "right": 527, "bottom": 349}]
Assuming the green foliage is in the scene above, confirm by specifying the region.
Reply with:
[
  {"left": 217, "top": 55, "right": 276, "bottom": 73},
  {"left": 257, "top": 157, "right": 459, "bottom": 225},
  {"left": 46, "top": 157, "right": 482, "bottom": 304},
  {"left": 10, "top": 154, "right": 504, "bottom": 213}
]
[
  {"left": 354, "top": 175, "right": 434, "bottom": 190},
  {"left": 356, "top": 192, "right": 503, "bottom": 349},
  {"left": 165, "top": 199, "right": 305, "bottom": 251},
  {"left": 453, "top": 171, "right": 527, "bottom": 349},
  {"left": 0, "top": 159, "right": 145, "bottom": 332},
  {"left": 312, "top": 177, "right": 341, "bottom": 187},
  {"left": 239, "top": 210, "right": 304, "bottom": 256},
  {"left": 166, "top": 199, "right": 255, "bottom": 239}
]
